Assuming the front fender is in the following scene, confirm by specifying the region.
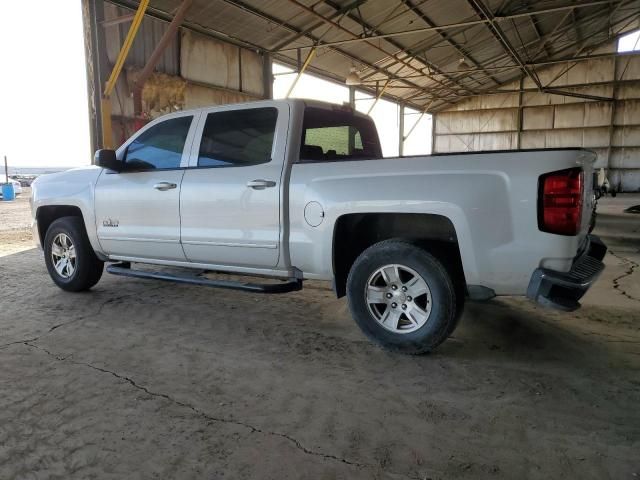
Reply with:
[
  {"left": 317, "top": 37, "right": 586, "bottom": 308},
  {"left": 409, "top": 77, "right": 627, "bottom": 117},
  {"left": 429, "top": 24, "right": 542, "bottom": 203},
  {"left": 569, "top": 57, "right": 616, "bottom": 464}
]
[{"left": 31, "top": 167, "right": 104, "bottom": 255}]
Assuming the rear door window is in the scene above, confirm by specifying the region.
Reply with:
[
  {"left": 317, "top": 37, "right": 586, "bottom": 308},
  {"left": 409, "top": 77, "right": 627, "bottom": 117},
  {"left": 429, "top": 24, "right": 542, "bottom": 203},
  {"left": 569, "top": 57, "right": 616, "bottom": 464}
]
[{"left": 197, "top": 108, "right": 278, "bottom": 167}]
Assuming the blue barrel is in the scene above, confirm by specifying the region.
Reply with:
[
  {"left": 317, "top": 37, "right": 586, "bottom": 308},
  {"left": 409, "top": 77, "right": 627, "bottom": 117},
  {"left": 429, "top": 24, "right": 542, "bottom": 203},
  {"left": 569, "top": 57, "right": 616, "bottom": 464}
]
[{"left": 1, "top": 183, "right": 15, "bottom": 201}]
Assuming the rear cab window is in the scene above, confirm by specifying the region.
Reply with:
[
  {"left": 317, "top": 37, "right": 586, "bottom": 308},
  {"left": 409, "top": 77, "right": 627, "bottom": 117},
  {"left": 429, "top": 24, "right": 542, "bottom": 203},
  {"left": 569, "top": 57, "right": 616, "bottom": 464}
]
[{"left": 300, "top": 106, "right": 382, "bottom": 162}]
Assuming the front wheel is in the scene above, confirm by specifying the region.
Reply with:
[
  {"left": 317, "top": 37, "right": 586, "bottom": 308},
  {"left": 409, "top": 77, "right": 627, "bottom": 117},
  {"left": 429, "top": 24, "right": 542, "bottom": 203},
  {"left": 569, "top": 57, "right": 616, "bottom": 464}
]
[
  {"left": 44, "top": 216, "right": 104, "bottom": 292},
  {"left": 346, "top": 240, "right": 459, "bottom": 354}
]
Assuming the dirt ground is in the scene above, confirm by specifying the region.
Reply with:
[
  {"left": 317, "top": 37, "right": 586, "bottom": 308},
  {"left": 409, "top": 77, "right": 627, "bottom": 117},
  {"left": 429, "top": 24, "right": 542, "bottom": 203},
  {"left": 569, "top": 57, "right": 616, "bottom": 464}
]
[
  {"left": 0, "top": 191, "right": 638, "bottom": 479},
  {"left": 0, "top": 187, "right": 33, "bottom": 256}
]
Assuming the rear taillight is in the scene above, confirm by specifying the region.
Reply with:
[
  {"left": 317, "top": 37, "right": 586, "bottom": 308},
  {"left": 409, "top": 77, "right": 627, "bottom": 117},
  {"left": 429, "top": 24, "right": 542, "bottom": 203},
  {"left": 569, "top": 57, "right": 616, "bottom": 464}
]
[{"left": 538, "top": 168, "right": 584, "bottom": 236}]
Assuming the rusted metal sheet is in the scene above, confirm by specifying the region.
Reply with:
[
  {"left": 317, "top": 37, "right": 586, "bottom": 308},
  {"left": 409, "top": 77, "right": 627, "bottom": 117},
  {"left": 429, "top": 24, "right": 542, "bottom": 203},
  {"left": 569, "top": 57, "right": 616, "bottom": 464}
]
[
  {"left": 522, "top": 106, "right": 553, "bottom": 130},
  {"left": 617, "top": 56, "right": 640, "bottom": 81},
  {"left": 582, "top": 127, "right": 610, "bottom": 148},
  {"left": 617, "top": 84, "right": 640, "bottom": 100},
  {"left": 103, "top": 4, "right": 179, "bottom": 75},
  {"left": 610, "top": 147, "right": 640, "bottom": 169},
  {"left": 180, "top": 30, "right": 265, "bottom": 97},
  {"left": 435, "top": 109, "right": 517, "bottom": 134},
  {"left": 613, "top": 126, "right": 640, "bottom": 147},
  {"left": 184, "top": 83, "right": 256, "bottom": 108},
  {"left": 435, "top": 132, "right": 517, "bottom": 151},
  {"left": 614, "top": 99, "right": 640, "bottom": 125}
]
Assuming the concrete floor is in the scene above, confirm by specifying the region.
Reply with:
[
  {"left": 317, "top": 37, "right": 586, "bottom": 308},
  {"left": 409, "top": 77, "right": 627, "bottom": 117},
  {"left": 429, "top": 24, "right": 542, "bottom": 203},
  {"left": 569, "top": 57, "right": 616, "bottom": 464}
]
[{"left": 0, "top": 194, "right": 638, "bottom": 479}]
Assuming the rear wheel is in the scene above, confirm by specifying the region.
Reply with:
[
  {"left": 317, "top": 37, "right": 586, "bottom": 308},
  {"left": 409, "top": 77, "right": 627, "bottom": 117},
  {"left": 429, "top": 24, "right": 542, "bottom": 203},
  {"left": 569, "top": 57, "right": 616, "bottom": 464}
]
[
  {"left": 44, "top": 217, "right": 103, "bottom": 292},
  {"left": 346, "top": 240, "right": 459, "bottom": 354}
]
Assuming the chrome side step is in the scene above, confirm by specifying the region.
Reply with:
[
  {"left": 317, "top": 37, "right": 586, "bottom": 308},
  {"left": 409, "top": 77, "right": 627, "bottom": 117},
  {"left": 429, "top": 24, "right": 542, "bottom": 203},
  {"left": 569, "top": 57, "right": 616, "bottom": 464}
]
[{"left": 106, "top": 262, "right": 303, "bottom": 294}]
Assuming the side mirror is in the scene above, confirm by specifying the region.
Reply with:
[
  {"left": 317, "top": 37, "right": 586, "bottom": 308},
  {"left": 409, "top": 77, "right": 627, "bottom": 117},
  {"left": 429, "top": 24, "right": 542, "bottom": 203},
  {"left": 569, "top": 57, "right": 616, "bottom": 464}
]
[{"left": 94, "top": 149, "right": 122, "bottom": 171}]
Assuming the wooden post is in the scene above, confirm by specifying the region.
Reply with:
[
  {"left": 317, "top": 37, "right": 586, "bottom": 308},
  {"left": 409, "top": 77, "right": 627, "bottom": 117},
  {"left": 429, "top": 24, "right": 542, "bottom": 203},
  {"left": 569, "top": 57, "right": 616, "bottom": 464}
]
[{"left": 4, "top": 155, "right": 8, "bottom": 184}]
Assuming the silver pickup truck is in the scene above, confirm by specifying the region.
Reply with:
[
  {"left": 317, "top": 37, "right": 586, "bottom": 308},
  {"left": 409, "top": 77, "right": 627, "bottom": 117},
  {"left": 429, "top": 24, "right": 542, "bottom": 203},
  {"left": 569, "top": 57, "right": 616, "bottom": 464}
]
[{"left": 31, "top": 99, "right": 606, "bottom": 353}]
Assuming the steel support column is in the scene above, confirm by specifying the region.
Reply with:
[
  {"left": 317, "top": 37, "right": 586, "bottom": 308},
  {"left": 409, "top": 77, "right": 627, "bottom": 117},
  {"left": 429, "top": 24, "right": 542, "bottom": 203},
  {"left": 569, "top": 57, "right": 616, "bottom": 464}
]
[
  {"left": 83, "top": 0, "right": 109, "bottom": 155},
  {"left": 399, "top": 104, "right": 405, "bottom": 157},
  {"left": 262, "top": 53, "right": 273, "bottom": 99},
  {"left": 101, "top": 0, "right": 149, "bottom": 149}
]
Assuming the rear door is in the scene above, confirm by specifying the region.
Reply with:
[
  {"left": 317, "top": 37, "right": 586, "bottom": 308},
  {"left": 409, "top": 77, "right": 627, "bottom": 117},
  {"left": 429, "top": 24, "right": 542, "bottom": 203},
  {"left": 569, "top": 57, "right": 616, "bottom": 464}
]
[
  {"left": 95, "top": 113, "right": 198, "bottom": 261},
  {"left": 179, "top": 104, "right": 288, "bottom": 268}
]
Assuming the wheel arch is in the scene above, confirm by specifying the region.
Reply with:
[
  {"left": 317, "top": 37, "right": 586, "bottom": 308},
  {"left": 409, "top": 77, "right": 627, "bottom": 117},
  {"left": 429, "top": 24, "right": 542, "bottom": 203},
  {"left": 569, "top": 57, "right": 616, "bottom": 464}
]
[
  {"left": 332, "top": 212, "right": 467, "bottom": 298},
  {"left": 36, "top": 205, "right": 85, "bottom": 248}
]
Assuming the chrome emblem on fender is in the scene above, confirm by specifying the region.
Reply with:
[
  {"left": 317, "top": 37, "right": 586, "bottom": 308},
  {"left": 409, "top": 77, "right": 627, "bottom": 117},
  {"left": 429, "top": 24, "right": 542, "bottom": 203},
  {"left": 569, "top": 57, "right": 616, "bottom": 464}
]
[{"left": 103, "top": 218, "right": 119, "bottom": 227}]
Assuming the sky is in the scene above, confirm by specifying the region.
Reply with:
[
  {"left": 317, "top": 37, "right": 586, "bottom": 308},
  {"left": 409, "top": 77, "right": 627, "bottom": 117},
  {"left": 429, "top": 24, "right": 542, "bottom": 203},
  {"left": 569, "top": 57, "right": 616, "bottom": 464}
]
[
  {"left": 618, "top": 29, "right": 640, "bottom": 52},
  {"left": 0, "top": 1, "right": 91, "bottom": 170}
]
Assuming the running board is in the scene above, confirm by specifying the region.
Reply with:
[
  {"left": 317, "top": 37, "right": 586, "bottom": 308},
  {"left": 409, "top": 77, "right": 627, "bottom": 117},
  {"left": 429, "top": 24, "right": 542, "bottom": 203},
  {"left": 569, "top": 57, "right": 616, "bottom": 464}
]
[{"left": 106, "top": 263, "right": 303, "bottom": 294}]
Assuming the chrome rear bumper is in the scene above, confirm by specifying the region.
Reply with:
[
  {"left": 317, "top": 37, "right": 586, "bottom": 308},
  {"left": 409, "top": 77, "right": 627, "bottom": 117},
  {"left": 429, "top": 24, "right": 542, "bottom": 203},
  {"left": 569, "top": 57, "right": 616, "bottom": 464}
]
[{"left": 526, "top": 235, "right": 607, "bottom": 311}]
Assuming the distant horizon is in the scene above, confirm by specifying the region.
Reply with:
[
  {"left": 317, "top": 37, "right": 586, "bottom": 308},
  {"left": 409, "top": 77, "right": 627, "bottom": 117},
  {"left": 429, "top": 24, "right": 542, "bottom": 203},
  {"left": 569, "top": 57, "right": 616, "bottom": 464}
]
[{"left": 6, "top": 166, "right": 80, "bottom": 175}]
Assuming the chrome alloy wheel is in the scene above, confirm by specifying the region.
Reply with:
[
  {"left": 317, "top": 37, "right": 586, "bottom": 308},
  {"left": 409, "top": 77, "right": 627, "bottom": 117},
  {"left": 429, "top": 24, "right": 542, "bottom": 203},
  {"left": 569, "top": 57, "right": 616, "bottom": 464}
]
[
  {"left": 365, "top": 264, "right": 433, "bottom": 334},
  {"left": 51, "top": 233, "right": 76, "bottom": 279}
]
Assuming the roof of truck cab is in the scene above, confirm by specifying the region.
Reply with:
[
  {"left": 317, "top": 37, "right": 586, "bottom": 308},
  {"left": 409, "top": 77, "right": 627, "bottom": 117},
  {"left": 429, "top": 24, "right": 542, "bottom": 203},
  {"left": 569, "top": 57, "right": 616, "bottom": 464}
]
[{"left": 155, "top": 98, "right": 369, "bottom": 119}]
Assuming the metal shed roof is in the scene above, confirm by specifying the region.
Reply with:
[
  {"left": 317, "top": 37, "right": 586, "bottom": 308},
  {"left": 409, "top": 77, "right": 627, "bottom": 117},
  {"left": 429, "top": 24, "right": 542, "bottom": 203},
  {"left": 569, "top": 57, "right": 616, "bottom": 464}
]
[{"left": 107, "top": 0, "right": 640, "bottom": 111}]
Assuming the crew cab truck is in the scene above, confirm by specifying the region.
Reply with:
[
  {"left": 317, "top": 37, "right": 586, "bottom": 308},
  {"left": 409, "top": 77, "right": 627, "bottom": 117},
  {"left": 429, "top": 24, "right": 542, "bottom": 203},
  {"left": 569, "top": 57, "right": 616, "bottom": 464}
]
[{"left": 31, "top": 99, "right": 606, "bottom": 354}]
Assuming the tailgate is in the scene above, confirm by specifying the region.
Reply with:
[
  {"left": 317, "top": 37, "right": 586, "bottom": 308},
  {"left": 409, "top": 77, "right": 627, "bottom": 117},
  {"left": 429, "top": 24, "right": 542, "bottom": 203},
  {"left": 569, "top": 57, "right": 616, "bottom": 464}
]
[{"left": 578, "top": 150, "right": 597, "bottom": 241}]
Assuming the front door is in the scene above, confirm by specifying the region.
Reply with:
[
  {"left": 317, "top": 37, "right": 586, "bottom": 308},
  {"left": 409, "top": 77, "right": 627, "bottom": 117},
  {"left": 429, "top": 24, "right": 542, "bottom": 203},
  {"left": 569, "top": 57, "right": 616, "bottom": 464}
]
[
  {"left": 180, "top": 104, "right": 288, "bottom": 268},
  {"left": 95, "top": 113, "right": 197, "bottom": 261}
]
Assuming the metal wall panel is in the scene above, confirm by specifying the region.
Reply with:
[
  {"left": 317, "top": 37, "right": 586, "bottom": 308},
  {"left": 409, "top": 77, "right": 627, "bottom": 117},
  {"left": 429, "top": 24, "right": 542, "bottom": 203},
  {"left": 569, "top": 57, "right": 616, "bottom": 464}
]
[
  {"left": 184, "top": 83, "right": 256, "bottom": 109},
  {"left": 434, "top": 47, "right": 640, "bottom": 191},
  {"left": 103, "top": 4, "right": 179, "bottom": 75},
  {"left": 180, "top": 31, "right": 264, "bottom": 97},
  {"left": 435, "top": 108, "right": 517, "bottom": 134}
]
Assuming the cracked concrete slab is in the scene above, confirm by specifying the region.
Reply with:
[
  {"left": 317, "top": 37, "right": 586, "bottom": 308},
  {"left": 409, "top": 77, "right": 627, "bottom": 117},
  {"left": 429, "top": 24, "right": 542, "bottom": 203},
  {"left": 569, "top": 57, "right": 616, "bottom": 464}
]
[{"left": 0, "top": 195, "right": 639, "bottom": 480}]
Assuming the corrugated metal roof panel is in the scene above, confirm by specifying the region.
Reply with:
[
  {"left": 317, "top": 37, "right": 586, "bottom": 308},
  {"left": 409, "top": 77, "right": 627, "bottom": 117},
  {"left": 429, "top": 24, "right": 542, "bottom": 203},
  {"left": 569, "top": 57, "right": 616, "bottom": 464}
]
[{"left": 105, "top": 0, "right": 640, "bottom": 111}]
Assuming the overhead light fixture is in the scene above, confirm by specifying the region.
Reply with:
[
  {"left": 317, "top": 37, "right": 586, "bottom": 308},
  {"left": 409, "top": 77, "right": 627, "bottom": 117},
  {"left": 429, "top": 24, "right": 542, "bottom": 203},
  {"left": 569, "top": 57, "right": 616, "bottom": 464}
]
[
  {"left": 345, "top": 66, "right": 362, "bottom": 86},
  {"left": 458, "top": 58, "right": 471, "bottom": 70}
]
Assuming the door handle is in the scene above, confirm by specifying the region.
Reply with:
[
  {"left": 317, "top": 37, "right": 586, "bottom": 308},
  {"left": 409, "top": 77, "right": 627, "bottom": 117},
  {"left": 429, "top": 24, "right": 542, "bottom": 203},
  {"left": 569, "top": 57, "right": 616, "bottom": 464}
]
[
  {"left": 247, "top": 179, "right": 276, "bottom": 190},
  {"left": 153, "top": 182, "right": 177, "bottom": 191}
]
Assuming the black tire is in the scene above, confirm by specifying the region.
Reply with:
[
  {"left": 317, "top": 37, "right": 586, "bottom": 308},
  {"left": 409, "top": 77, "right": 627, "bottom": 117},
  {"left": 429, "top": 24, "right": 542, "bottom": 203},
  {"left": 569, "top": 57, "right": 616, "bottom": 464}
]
[
  {"left": 44, "top": 216, "right": 104, "bottom": 292},
  {"left": 346, "top": 239, "right": 459, "bottom": 354}
]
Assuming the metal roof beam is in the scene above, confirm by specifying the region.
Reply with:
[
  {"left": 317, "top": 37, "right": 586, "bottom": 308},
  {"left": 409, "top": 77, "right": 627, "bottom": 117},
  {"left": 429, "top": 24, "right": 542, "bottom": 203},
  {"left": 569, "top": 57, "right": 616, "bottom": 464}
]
[
  {"left": 466, "top": 0, "right": 543, "bottom": 90},
  {"left": 271, "top": 0, "right": 368, "bottom": 51},
  {"left": 281, "top": 0, "right": 467, "bottom": 95},
  {"left": 395, "top": 0, "right": 502, "bottom": 86},
  {"left": 413, "top": 1, "right": 633, "bottom": 96},
  {"left": 361, "top": 50, "right": 640, "bottom": 80},
  {"left": 274, "top": 1, "right": 620, "bottom": 52},
  {"left": 289, "top": 0, "right": 438, "bottom": 79},
  {"left": 319, "top": 0, "right": 478, "bottom": 92},
  {"left": 365, "top": 0, "right": 500, "bottom": 85},
  {"left": 105, "top": 0, "right": 451, "bottom": 109},
  {"left": 219, "top": 0, "right": 445, "bottom": 103}
]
